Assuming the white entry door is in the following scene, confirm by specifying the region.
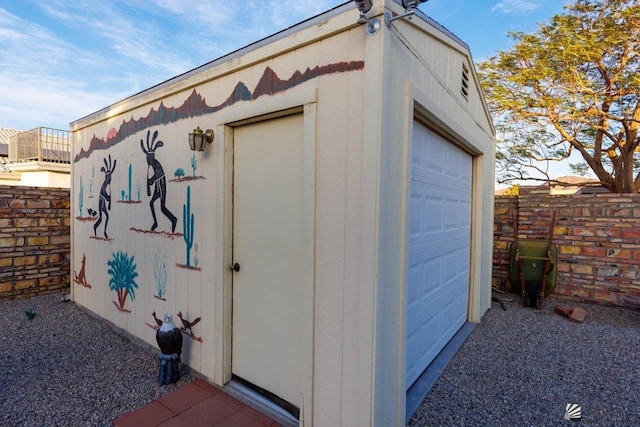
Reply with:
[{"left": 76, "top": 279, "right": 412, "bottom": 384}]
[
  {"left": 231, "top": 114, "right": 304, "bottom": 413},
  {"left": 406, "top": 121, "right": 472, "bottom": 388}
]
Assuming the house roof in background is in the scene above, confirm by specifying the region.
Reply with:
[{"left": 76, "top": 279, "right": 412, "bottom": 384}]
[
  {"left": 550, "top": 176, "right": 606, "bottom": 195},
  {"left": 495, "top": 176, "right": 606, "bottom": 196},
  {"left": 0, "top": 127, "right": 21, "bottom": 157},
  {"left": 0, "top": 127, "right": 21, "bottom": 145}
]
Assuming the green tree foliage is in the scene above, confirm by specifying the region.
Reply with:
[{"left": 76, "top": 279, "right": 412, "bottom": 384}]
[
  {"left": 503, "top": 184, "right": 520, "bottom": 196},
  {"left": 479, "top": 0, "right": 640, "bottom": 192}
]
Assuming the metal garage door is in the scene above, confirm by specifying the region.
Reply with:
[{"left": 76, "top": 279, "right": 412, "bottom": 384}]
[{"left": 406, "top": 121, "right": 472, "bottom": 388}]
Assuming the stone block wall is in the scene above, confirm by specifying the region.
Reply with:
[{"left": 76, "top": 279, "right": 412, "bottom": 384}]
[
  {"left": 0, "top": 186, "right": 70, "bottom": 300},
  {"left": 494, "top": 186, "right": 640, "bottom": 309},
  {"left": 492, "top": 195, "right": 518, "bottom": 289}
]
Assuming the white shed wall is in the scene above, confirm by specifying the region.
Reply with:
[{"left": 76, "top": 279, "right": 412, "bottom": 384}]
[
  {"left": 372, "top": 2, "right": 495, "bottom": 425},
  {"left": 71, "top": 9, "right": 378, "bottom": 424},
  {"left": 70, "top": 2, "right": 495, "bottom": 425}
]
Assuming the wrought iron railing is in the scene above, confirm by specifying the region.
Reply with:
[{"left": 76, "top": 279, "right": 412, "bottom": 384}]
[{"left": 9, "top": 127, "right": 71, "bottom": 164}]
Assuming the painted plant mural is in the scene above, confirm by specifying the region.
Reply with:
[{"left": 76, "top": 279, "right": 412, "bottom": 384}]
[
  {"left": 77, "top": 176, "right": 97, "bottom": 221},
  {"left": 73, "top": 60, "right": 366, "bottom": 350},
  {"left": 154, "top": 248, "right": 168, "bottom": 300},
  {"left": 78, "top": 176, "right": 83, "bottom": 217},
  {"left": 108, "top": 251, "right": 139, "bottom": 313},
  {"left": 118, "top": 163, "right": 142, "bottom": 204},
  {"left": 171, "top": 154, "right": 204, "bottom": 183},
  {"left": 182, "top": 185, "right": 197, "bottom": 269}
]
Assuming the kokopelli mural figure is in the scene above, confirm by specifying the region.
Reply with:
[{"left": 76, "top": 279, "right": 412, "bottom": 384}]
[
  {"left": 141, "top": 130, "right": 177, "bottom": 232},
  {"left": 94, "top": 155, "right": 116, "bottom": 239}
]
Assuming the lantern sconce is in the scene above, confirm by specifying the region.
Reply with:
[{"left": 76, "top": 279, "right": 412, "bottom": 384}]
[
  {"left": 385, "top": 0, "right": 429, "bottom": 28},
  {"left": 188, "top": 127, "right": 214, "bottom": 152}
]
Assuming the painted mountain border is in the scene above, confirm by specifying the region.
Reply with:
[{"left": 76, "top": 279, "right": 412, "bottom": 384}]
[{"left": 75, "top": 61, "right": 365, "bottom": 162}]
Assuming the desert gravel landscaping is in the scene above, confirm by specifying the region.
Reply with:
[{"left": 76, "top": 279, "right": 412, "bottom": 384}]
[
  {"left": 2, "top": 292, "right": 640, "bottom": 426},
  {"left": 410, "top": 295, "right": 640, "bottom": 426}
]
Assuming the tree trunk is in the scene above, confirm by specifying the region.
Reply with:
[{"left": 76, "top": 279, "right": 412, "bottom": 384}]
[
  {"left": 623, "top": 153, "right": 636, "bottom": 193},
  {"left": 629, "top": 104, "right": 640, "bottom": 192}
]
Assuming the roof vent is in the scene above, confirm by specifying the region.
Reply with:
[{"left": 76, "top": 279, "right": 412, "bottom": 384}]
[{"left": 461, "top": 63, "right": 470, "bottom": 101}]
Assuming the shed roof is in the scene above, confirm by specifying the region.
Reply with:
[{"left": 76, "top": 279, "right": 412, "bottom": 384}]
[{"left": 71, "top": 1, "right": 472, "bottom": 128}]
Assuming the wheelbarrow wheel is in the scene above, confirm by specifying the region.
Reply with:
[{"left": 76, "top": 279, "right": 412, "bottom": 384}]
[{"left": 525, "top": 281, "right": 539, "bottom": 308}]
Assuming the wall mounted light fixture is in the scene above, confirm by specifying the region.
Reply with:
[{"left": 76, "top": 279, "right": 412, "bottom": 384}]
[
  {"left": 353, "top": 0, "right": 380, "bottom": 35},
  {"left": 188, "top": 127, "right": 214, "bottom": 152},
  {"left": 385, "top": 0, "right": 429, "bottom": 27}
]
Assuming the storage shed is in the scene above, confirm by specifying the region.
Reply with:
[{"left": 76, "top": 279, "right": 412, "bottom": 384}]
[{"left": 70, "top": 1, "right": 495, "bottom": 425}]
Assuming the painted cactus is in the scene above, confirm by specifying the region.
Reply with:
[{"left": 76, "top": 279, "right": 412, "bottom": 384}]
[
  {"left": 90, "top": 165, "right": 94, "bottom": 197},
  {"left": 154, "top": 248, "right": 167, "bottom": 299},
  {"left": 191, "top": 153, "right": 197, "bottom": 177},
  {"left": 79, "top": 176, "right": 84, "bottom": 216},
  {"left": 128, "top": 163, "right": 132, "bottom": 201},
  {"left": 183, "top": 186, "right": 194, "bottom": 267}
]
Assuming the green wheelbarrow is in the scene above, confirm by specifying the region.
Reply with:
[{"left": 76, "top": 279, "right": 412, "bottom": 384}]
[{"left": 510, "top": 211, "right": 557, "bottom": 308}]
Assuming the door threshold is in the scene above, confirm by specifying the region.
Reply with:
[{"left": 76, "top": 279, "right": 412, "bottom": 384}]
[{"left": 224, "top": 380, "right": 299, "bottom": 427}]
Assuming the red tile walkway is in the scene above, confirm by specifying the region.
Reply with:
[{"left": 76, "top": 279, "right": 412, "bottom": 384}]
[{"left": 112, "top": 379, "right": 282, "bottom": 427}]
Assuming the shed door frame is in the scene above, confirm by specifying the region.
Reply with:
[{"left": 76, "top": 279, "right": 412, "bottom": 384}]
[
  {"left": 405, "top": 119, "right": 473, "bottom": 387},
  {"left": 397, "top": 85, "right": 483, "bottom": 407},
  {"left": 214, "top": 90, "right": 317, "bottom": 425},
  {"left": 400, "top": 107, "right": 480, "bottom": 344}
]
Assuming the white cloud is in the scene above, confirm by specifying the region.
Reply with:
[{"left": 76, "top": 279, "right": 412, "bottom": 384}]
[
  {"left": 491, "top": 0, "right": 541, "bottom": 15},
  {"left": 0, "top": 1, "right": 344, "bottom": 130},
  {"left": 0, "top": 71, "right": 123, "bottom": 130}
]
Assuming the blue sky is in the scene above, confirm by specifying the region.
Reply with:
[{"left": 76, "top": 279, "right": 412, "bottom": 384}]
[{"left": 0, "top": 0, "right": 567, "bottom": 131}]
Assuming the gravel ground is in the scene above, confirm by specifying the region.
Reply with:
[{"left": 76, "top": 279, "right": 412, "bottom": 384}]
[
  {"left": 410, "top": 295, "right": 640, "bottom": 426},
  {"left": 3, "top": 292, "right": 640, "bottom": 426},
  {"left": 1, "top": 292, "right": 194, "bottom": 427}
]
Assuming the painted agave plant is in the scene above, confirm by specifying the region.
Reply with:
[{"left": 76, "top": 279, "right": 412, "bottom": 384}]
[{"left": 108, "top": 251, "right": 139, "bottom": 312}]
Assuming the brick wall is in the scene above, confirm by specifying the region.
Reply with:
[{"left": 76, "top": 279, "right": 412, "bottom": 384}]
[
  {"left": 493, "top": 186, "right": 640, "bottom": 309},
  {"left": 492, "top": 195, "right": 518, "bottom": 289},
  {"left": 0, "top": 186, "right": 70, "bottom": 300}
]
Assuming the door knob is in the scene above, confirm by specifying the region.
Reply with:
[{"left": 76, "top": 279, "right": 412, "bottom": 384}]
[{"left": 229, "top": 262, "right": 240, "bottom": 272}]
